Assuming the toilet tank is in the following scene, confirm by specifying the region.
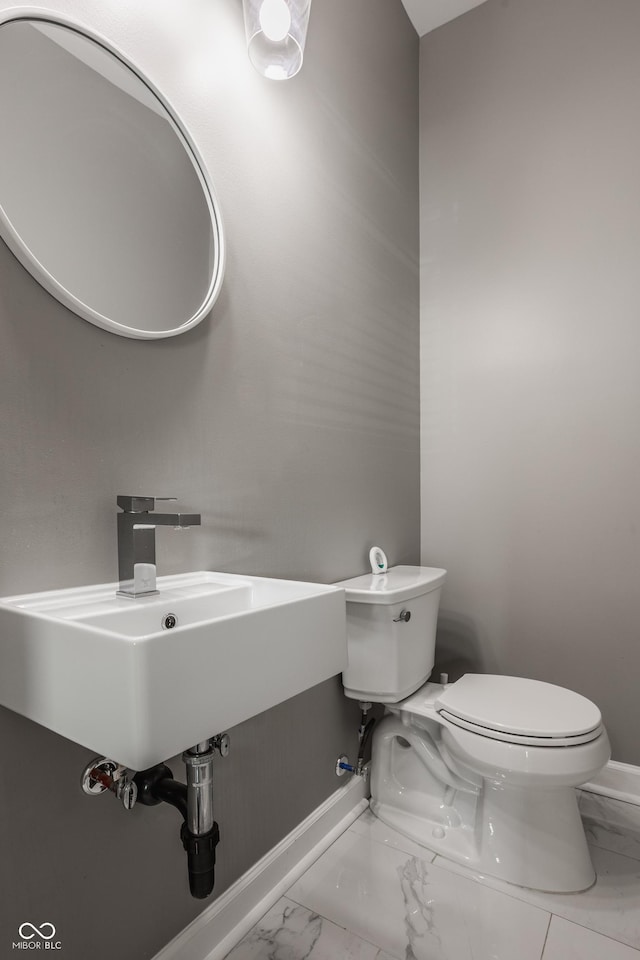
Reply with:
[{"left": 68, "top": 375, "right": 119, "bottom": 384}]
[{"left": 337, "top": 565, "right": 446, "bottom": 703}]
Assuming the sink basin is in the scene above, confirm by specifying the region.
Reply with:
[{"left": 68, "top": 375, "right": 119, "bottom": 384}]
[{"left": 0, "top": 571, "right": 346, "bottom": 769}]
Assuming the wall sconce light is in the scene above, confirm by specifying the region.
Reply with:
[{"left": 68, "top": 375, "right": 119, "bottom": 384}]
[{"left": 242, "top": 0, "right": 312, "bottom": 80}]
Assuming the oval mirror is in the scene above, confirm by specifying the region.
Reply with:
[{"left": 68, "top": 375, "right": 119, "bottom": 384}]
[{"left": 0, "top": 16, "right": 224, "bottom": 339}]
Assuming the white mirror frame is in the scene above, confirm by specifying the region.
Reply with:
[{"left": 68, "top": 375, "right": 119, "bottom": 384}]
[{"left": 0, "top": 9, "right": 226, "bottom": 339}]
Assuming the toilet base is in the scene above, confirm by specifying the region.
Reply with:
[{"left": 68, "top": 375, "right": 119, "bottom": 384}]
[
  {"left": 371, "top": 783, "right": 596, "bottom": 893},
  {"left": 370, "top": 715, "right": 600, "bottom": 893}
]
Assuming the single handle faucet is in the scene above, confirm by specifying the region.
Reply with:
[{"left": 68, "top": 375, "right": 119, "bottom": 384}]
[{"left": 116, "top": 495, "right": 201, "bottom": 599}]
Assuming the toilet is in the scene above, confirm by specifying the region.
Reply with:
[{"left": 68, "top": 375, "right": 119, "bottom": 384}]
[{"left": 338, "top": 565, "right": 610, "bottom": 893}]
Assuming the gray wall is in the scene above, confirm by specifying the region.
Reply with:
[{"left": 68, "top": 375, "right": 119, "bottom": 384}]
[
  {"left": 0, "top": 1, "right": 419, "bottom": 957},
  {"left": 420, "top": 0, "right": 640, "bottom": 763}
]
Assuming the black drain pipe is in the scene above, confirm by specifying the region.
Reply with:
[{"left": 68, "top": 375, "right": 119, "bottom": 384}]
[
  {"left": 134, "top": 763, "right": 188, "bottom": 819},
  {"left": 133, "top": 745, "right": 220, "bottom": 899},
  {"left": 180, "top": 822, "right": 220, "bottom": 899}
]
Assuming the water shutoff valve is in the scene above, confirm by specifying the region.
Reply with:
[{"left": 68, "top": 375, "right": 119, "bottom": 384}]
[
  {"left": 335, "top": 754, "right": 355, "bottom": 776},
  {"left": 81, "top": 757, "right": 138, "bottom": 809},
  {"left": 212, "top": 733, "right": 230, "bottom": 757}
]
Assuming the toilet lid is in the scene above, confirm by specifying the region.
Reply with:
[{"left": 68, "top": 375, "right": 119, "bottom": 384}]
[{"left": 435, "top": 674, "right": 602, "bottom": 741}]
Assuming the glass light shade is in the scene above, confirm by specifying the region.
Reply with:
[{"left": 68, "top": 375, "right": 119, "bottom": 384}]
[{"left": 242, "top": 0, "right": 312, "bottom": 80}]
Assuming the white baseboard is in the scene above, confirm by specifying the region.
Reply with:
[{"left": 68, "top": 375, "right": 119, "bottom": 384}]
[
  {"left": 581, "top": 760, "right": 640, "bottom": 806},
  {"left": 153, "top": 774, "right": 369, "bottom": 960}
]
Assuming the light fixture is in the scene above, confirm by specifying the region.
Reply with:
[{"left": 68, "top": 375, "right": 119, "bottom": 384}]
[{"left": 242, "top": 0, "right": 312, "bottom": 80}]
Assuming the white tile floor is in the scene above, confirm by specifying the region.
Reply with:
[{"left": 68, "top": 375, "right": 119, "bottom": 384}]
[{"left": 224, "top": 791, "right": 640, "bottom": 960}]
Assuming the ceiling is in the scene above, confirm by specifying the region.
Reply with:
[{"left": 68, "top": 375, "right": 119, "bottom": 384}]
[{"left": 400, "top": 0, "right": 489, "bottom": 36}]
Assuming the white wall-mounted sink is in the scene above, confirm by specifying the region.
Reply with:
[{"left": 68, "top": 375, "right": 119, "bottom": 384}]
[{"left": 0, "top": 571, "right": 346, "bottom": 769}]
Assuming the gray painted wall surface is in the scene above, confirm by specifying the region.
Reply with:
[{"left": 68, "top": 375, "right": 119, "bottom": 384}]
[
  {"left": 0, "top": 1, "right": 419, "bottom": 957},
  {"left": 420, "top": 0, "right": 640, "bottom": 762}
]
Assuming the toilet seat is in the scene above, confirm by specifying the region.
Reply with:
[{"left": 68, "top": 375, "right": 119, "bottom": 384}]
[
  {"left": 436, "top": 708, "right": 603, "bottom": 746},
  {"left": 403, "top": 674, "right": 603, "bottom": 747}
]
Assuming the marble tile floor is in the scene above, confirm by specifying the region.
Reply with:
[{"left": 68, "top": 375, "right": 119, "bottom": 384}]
[{"left": 224, "top": 791, "right": 640, "bottom": 960}]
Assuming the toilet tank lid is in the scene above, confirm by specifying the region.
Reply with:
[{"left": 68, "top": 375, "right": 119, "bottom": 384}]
[{"left": 336, "top": 565, "right": 446, "bottom": 604}]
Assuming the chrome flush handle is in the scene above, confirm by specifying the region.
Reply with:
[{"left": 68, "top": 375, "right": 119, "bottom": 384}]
[{"left": 393, "top": 609, "right": 411, "bottom": 623}]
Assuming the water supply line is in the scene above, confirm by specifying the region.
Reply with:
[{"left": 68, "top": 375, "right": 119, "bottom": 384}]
[
  {"left": 336, "top": 701, "right": 376, "bottom": 778},
  {"left": 356, "top": 701, "right": 375, "bottom": 776}
]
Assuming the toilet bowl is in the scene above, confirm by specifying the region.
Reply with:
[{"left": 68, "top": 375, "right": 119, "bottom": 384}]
[
  {"left": 338, "top": 565, "right": 611, "bottom": 893},
  {"left": 372, "top": 676, "right": 610, "bottom": 892}
]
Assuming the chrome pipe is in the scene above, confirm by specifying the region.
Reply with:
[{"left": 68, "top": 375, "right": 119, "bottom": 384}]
[{"left": 183, "top": 743, "right": 215, "bottom": 836}]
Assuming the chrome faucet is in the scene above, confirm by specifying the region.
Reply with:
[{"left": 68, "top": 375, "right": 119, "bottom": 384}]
[{"left": 116, "top": 495, "right": 201, "bottom": 599}]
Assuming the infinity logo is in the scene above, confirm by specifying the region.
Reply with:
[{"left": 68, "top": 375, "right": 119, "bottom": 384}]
[{"left": 18, "top": 924, "right": 56, "bottom": 941}]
